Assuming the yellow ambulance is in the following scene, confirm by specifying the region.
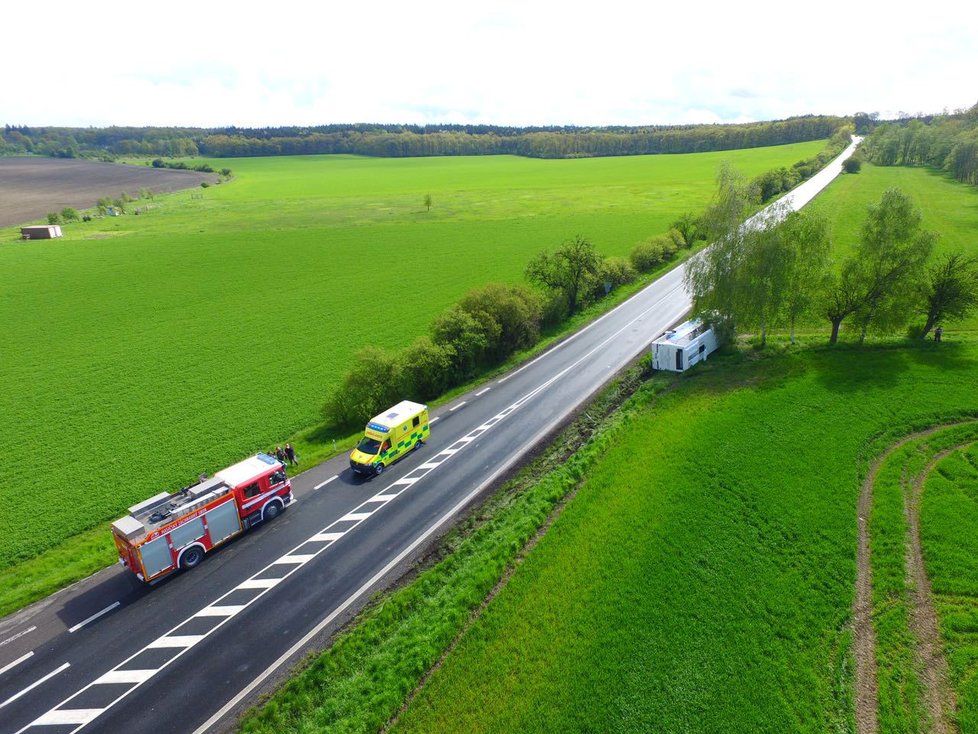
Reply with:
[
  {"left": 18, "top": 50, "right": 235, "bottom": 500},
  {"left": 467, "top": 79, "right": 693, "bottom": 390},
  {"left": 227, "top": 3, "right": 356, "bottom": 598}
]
[{"left": 349, "top": 400, "right": 430, "bottom": 476}]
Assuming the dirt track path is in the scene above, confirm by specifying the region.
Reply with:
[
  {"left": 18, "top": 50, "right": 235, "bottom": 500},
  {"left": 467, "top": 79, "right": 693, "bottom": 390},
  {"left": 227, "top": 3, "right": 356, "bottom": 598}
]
[
  {"left": 905, "top": 446, "right": 961, "bottom": 733},
  {"left": 854, "top": 423, "right": 975, "bottom": 734}
]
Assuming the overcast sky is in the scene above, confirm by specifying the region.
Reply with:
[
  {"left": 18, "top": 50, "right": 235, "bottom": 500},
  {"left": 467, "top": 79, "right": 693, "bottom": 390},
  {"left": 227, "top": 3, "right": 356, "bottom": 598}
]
[{"left": 3, "top": 0, "right": 974, "bottom": 129}]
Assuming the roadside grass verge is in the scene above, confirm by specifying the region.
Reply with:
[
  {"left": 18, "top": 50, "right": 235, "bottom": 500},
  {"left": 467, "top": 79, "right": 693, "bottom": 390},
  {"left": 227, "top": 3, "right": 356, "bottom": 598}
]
[
  {"left": 238, "top": 340, "right": 978, "bottom": 733},
  {"left": 237, "top": 357, "right": 669, "bottom": 734},
  {"left": 922, "top": 435, "right": 978, "bottom": 733},
  {"left": 390, "top": 342, "right": 978, "bottom": 733}
]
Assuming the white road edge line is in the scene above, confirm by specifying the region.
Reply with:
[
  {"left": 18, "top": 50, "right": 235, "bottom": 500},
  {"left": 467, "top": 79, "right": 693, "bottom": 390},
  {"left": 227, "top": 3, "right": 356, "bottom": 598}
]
[
  {"left": 475, "top": 387, "right": 490, "bottom": 396},
  {"left": 68, "top": 602, "right": 120, "bottom": 633},
  {"left": 0, "top": 651, "right": 33, "bottom": 677},
  {"left": 313, "top": 476, "right": 337, "bottom": 490},
  {"left": 193, "top": 298, "right": 695, "bottom": 734},
  {"left": 449, "top": 401, "right": 466, "bottom": 411},
  {"left": 192, "top": 441, "right": 539, "bottom": 734},
  {"left": 0, "top": 663, "right": 70, "bottom": 709},
  {"left": 429, "top": 416, "right": 440, "bottom": 423},
  {"left": 1, "top": 626, "right": 37, "bottom": 647}
]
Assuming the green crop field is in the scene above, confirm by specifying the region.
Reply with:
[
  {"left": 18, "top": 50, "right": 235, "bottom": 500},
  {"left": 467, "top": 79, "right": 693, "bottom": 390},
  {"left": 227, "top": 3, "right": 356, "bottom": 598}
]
[
  {"left": 0, "top": 142, "right": 823, "bottom": 605},
  {"left": 924, "top": 442, "right": 978, "bottom": 733},
  {"left": 811, "top": 163, "right": 978, "bottom": 262},
  {"left": 386, "top": 342, "right": 978, "bottom": 734},
  {"left": 868, "top": 423, "right": 978, "bottom": 734}
]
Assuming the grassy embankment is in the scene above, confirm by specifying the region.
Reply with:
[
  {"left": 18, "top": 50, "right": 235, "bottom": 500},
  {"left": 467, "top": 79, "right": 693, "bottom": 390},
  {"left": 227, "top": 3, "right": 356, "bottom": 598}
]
[
  {"left": 0, "top": 142, "right": 825, "bottom": 617},
  {"left": 237, "top": 162, "right": 978, "bottom": 732}
]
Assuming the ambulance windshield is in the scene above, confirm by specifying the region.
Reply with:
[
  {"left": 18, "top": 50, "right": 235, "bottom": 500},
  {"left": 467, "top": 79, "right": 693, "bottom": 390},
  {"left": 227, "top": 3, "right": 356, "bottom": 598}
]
[{"left": 357, "top": 437, "right": 382, "bottom": 455}]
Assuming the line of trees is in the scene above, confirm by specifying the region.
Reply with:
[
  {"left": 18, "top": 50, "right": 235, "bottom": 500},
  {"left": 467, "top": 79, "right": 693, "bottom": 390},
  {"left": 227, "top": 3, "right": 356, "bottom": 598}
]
[
  {"left": 685, "top": 169, "right": 978, "bottom": 345},
  {"left": 862, "top": 102, "right": 978, "bottom": 186},
  {"left": 2, "top": 116, "right": 848, "bottom": 161},
  {"left": 322, "top": 214, "right": 721, "bottom": 428}
]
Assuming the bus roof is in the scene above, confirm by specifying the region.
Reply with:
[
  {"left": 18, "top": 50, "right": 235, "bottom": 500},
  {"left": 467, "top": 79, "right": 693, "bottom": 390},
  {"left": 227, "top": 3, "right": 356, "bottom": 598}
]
[
  {"left": 652, "top": 319, "right": 712, "bottom": 348},
  {"left": 369, "top": 400, "right": 427, "bottom": 429}
]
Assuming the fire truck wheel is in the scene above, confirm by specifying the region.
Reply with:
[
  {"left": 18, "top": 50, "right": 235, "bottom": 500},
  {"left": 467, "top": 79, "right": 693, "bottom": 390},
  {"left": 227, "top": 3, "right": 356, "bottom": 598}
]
[
  {"left": 263, "top": 502, "right": 282, "bottom": 521},
  {"left": 374, "top": 463, "right": 385, "bottom": 476},
  {"left": 181, "top": 546, "right": 205, "bottom": 570}
]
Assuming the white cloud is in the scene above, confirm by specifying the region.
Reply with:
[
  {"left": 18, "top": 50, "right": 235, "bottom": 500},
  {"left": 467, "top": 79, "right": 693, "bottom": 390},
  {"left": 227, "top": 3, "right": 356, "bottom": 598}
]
[{"left": 3, "top": 0, "right": 975, "bottom": 127}]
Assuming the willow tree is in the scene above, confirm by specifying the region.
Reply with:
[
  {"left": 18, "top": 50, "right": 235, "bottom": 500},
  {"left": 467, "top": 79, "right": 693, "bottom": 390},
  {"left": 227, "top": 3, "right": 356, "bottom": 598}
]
[{"left": 683, "top": 164, "right": 759, "bottom": 341}]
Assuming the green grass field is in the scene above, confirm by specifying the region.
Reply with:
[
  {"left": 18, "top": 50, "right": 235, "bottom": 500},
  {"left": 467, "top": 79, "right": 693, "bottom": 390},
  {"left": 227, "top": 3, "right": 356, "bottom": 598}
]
[
  {"left": 922, "top": 439, "right": 978, "bottom": 733},
  {"left": 0, "top": 142, "right": 824, "bottom": 583},
  {"left": 386, "top": 342, "right": 978, "bottom": 734},
  {"left": 810, "top": 164, "right": 978, "bottom": 263},
  {"left": 867, "top": 424, "right": 978, "bottom": 734}
]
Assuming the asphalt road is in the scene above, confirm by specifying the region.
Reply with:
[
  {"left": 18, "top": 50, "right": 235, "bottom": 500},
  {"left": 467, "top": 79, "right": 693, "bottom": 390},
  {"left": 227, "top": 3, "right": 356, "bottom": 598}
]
[{"left": 0, "top": 137, "right": 860, "bottom": 734}]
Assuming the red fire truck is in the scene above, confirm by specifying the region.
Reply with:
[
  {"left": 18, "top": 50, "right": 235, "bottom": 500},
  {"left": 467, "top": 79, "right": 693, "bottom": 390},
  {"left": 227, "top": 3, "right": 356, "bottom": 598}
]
[{"left": 111, "top": 453, "right": 294, "bottom": 582}]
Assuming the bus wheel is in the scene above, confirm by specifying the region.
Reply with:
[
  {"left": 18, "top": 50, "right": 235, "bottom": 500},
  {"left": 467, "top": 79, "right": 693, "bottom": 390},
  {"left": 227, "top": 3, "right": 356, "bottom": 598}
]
[
  {"left": 374, "top": 463, "right": 385, "bottom": 476},
  {"left": 181, "top": 546, "right": 205, "bottom": 570},
  {"left": 263, "top": 502, "right": 282, "bottom": 521}
]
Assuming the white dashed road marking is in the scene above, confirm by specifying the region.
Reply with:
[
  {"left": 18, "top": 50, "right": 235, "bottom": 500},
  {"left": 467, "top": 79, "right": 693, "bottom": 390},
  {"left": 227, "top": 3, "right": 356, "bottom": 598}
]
[
  {"left": 1, "top": 627, "right": 37, "bottom": 647},
  {"left": 0, "top": 652, "right": 33, "bottom": 678},
  {"left": 68, "top": 602, "right": 120, "bottom": 633},
  {"left": 313, "top": 475, "right": 337, "bottom": 490},
  {"left": 0, "top": 663, "right": 69, "bottom": 709}
]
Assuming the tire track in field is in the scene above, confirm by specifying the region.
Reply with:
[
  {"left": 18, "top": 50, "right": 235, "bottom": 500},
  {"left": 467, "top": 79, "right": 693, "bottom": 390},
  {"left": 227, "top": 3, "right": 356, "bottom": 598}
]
[
  {"left": 853, "top": 424, "right": 969, "bottom": 734},
  {"left": 904, "top": 439, "right": 974, "bottom": 733},
  {"left": 855, "top": 421, "right": 976, "bottom": 734}
]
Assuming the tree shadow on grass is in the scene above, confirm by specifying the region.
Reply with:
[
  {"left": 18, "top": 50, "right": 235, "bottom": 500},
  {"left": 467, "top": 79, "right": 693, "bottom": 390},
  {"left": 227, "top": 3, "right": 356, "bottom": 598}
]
[
  {"left": 660, "top": 345, "right": 801, "bottom": 398},
  {"left": 902, "top": 340, "right": 978, "bottom": 371},
  {"left": 809, "top": 340, "right": 978, "bottom": 394}
]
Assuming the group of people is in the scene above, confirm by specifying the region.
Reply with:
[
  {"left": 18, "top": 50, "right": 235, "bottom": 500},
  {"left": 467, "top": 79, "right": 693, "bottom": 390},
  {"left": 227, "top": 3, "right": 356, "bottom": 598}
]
[{"left": 274, "top": 443, "right": 299, "bottom": 467}]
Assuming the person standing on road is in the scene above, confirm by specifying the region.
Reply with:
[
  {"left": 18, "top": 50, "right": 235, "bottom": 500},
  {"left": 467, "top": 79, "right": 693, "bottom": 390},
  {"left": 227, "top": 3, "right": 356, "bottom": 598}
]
[{"left": 285, "top": 443, "right": 298, "bottom": 466}]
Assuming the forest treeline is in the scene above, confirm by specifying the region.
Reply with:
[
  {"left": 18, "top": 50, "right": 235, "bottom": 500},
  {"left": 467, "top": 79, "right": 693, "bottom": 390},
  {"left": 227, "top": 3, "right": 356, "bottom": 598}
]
[
  {"left": 862, "top": 102, "right": 978, "bottom": 185},
  {"left": 2, "top": 115, "right": 847, "bottom": 160}
]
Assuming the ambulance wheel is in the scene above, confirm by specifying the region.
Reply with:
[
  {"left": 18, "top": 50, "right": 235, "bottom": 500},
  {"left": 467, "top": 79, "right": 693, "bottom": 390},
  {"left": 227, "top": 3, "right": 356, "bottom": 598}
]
[
  {"left": 374, "top": 463, "right": 385, "bottom": 476},
  {"left": 181, "top": 546, "right": 205, "bottom": 570},
  {"left": 263, "top": 502, "right": 282, "bottom": 521},
  {"left": 413, "top": 440, "right": 423, "bottom": 451}
]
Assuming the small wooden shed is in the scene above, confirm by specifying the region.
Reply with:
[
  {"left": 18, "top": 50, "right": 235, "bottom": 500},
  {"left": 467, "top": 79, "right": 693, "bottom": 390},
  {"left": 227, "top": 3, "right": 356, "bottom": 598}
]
[{"left": 21, "top": 225, "right": 63, "bottom": 240}]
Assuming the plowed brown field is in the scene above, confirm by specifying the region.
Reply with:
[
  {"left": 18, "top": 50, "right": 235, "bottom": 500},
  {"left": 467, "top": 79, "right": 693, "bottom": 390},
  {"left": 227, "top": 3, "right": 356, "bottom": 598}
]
[{"left": 0, "top": 157, "right": 217, "bottom": 227}]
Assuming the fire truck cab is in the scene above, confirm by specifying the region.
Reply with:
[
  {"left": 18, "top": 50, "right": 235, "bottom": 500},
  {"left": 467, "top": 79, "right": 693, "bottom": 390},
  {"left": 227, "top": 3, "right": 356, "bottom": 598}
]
[{"left": 111, "top": 453, "right": 294, "bottom": 583}]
